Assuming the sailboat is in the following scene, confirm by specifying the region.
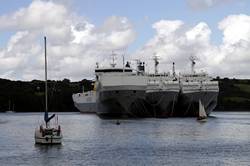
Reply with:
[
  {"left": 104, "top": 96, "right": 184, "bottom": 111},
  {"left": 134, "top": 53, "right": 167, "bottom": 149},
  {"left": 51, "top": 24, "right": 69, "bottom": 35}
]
[
  {"left": 197, "top": 100, "right": 207, "bottom": 122},
  {"left": 34, "top": 36, "right": 62, "bottom": 144}
]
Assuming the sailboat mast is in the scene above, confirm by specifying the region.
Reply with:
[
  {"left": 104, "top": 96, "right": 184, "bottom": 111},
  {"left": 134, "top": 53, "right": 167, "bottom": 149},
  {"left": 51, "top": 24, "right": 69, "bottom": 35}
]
[{"left": 44, "top": 36, "right": 48, "bottom": 113}]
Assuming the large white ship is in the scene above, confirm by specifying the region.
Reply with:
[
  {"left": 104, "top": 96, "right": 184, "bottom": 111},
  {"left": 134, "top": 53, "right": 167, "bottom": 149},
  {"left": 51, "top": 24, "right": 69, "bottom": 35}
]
[{"left": 73, "top": 54, "right": 219, "bottom": 118}]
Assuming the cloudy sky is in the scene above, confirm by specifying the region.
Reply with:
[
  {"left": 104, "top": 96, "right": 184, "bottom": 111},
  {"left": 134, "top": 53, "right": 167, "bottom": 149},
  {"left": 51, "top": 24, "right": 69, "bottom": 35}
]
[{"left": 0, "top": 0, "right": 250, "bottom": 80}]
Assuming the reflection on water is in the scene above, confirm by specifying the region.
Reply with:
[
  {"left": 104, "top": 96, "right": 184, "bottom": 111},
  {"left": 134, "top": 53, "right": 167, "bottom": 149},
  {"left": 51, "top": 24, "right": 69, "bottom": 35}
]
[
  {"left": 0, "top": 120, "right": 8, "bottom": 124},
  {"left": 0, "top": 112, "right": 250, "bottom": 165}
]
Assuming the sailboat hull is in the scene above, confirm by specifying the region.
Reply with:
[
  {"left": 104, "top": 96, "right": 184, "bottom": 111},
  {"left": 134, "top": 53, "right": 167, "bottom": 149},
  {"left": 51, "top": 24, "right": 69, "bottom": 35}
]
[
  {"left": 197, "top": 118, "right": 207, "bottom": 122},
  {"left": 35, "top": 128, "right": 62, "bottom": 144},
  {"left": 35, "top": 137, "right": 62, "bottom": 144}
]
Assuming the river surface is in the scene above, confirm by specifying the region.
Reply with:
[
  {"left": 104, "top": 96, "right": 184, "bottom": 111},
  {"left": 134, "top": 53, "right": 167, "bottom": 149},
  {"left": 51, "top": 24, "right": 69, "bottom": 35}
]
[{"left": 0, "top": 112, "right": 250, "bottom": 166}]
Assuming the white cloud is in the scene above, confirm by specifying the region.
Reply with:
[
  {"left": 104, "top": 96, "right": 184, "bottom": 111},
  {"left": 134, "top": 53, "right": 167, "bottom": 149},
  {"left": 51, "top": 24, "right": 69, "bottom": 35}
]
[
  {"left": 133, "top": 14, "right": 250, "bottom": 78},
  {"left": 0, "top": 0, "right": 135, "bottom": 80},
  {"left": 133, "top": 20, "right": 213, "bottom": 74},
  {"left": 186, "top": 0, "right": 236, "bottom": 10},
  {"left": 186, "top": 22, "right": 211, "bottom": 42},
  {"left": 0, "top": 0, "right": 250, "bottom": 80},
  {"left": 215, "top": 14, "right": 250, "bottom": 77},
  {"left": 219, "top": 14, "right": 250, "bottom": 45},
  {"left": 152, "top": 20, "right": 184, "bottom": 36}
]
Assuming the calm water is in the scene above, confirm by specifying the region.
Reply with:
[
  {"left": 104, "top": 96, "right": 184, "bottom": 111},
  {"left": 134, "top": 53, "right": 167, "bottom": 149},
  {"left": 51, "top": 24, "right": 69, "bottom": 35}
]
[{"left": 1, "top": 112, "right": 250, "bottom": 166}]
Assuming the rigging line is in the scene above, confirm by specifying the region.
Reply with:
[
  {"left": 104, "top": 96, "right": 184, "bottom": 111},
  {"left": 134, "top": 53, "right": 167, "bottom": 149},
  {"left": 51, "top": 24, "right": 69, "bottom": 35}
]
[
  {"left": 184, "top": 94, "right": 193, "bottom": 116},
  {"left": 119, "top": 95, "right": 137, "bottom": 118},
  {"left": 170, "top": 94, "right": 176, "bottom": 117},
  {"left": 140, "top": 98, "right": 151, "bottom": 117}
]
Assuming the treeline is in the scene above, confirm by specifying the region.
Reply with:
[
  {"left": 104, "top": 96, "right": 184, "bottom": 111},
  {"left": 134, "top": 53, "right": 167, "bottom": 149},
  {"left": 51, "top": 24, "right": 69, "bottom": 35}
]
[
  {"left": 215, "top": 77, "right": 250, "bottom": 111},
  {"left": 0, "top": 78, "right": 93, "bottom": 112},
  {"left": 1, "top": 77, "right": 250, "bottom": 112}
]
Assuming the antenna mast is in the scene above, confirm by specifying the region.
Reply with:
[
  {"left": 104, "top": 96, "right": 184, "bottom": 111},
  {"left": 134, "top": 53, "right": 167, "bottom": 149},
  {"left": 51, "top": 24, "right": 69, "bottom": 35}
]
[
  {"left": 189, "top": 56, "right": 197, "bottom": 74},
  {"left": 153, "top": 55, "right": 159, "bottom": 74},
  {"left": 122, "top": 48, "right": 127, "bottom": 72},
  {"left": 172, "top": 62, "right": 176, "bottom": 77},
  {"left": 44, "top": 36, "right": 48, "bottom": 114},
  {"left": 110, "top": 51, "right": 117, "bottom": 68}
]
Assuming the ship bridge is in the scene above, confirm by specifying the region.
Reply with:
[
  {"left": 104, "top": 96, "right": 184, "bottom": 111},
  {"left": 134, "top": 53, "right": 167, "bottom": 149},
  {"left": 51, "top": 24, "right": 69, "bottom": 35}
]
[{"left": 95, "top": 68, "right": 132, "bottom": 73}]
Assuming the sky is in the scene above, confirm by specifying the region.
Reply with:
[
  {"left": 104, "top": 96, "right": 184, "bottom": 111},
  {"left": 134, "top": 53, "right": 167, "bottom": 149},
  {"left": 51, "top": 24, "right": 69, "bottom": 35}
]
[{"left": 0, "top": 0, "right": 250, "bottom": 80}]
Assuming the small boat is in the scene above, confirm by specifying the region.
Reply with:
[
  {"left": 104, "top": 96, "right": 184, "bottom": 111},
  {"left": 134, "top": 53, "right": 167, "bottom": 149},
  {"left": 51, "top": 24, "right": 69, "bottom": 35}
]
[
  {"left": 116, "top": 120, "right": 120, "bottom": 125},
  {"left": 34, "top": 37, "right": 62, "bottom": 144},
  {"left": 197, "top": 100, "right": 207, "bottom": 122}
]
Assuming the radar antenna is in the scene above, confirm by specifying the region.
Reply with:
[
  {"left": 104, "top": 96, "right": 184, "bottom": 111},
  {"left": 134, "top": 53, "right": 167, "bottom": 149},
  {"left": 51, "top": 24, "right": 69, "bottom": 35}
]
[
  {"left": 189, "top": 56, "right": 198, "bottom": 74},
  {"left": 131, "top": 59, "right": 145, "bottom": 75}
]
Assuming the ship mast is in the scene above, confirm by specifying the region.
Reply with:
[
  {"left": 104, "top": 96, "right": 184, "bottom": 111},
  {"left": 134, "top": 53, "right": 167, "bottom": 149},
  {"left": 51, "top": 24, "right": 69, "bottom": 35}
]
[
  {"left": 122, "top": 53, "right": 125, "bottom": 72},
  {"left": 172, "top": 62, "right": 176, "bottom": 77},
  {"left": 110, "top": 51, "right": 117, "bottom": 68},
  {"left": 153, "top": 55, "right": 159, "bottom": 74},
  {"left": 44, "top": 36, "right": 48, "bottom": 115},
  {"left": 189, "top": 56, "right": 197, "bottom": 74}
]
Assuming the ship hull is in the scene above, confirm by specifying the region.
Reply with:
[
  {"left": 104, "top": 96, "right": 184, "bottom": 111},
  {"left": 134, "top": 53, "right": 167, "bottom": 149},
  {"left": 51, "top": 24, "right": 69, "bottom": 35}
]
[
  {"left": 146, "top": 91, "right": 179, "bottom": 118},
  {"left": 175, "top": 91, "right": 218, "bottom": 117},
  {"left": 72, "top": 92, "right": 96, "bottom": 113},
  {"left": 97, "top": 90, "right": 151, "bottom": 118},
  {"left": 74, "top": 102, "right": 96, "bottom": 113}
]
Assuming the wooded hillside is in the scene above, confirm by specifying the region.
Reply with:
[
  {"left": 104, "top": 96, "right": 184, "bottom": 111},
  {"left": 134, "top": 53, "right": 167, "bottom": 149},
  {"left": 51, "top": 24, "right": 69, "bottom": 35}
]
[{"left": 1, "top": 77, "right": 250, "bottom": 112}]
